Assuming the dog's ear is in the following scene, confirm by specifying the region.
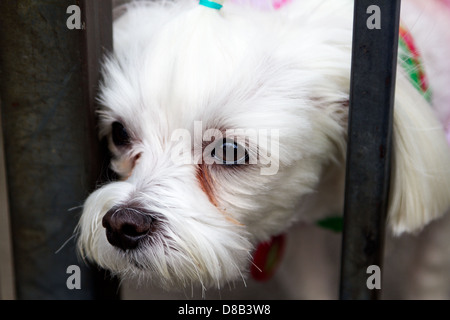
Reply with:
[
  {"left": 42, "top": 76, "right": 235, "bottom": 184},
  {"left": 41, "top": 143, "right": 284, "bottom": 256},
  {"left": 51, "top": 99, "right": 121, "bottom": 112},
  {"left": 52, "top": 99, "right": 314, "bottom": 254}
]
[{"left": 387, "top": 76, "right": 450, "bottom": 235}]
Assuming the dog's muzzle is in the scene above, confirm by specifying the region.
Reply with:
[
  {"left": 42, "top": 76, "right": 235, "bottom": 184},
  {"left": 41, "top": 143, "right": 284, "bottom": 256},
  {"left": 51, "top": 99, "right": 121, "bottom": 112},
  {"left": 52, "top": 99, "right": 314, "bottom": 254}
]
[{"left": 102, "top": 206, "right": 155, "bottom": 251}]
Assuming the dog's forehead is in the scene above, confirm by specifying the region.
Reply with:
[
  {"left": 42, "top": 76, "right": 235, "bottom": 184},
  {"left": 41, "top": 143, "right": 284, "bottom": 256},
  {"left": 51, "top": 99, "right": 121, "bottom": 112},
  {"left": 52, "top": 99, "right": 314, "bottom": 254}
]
[
  {"left": 98, "top": 2, "right": 328, "bottom": 144},
  {"left": 100, "top": 14, "right": 273, "bottom": 135}
]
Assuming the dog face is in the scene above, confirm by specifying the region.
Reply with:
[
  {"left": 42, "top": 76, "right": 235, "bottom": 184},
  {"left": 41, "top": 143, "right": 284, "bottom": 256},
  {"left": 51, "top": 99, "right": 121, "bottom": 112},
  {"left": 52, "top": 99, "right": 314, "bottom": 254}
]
[
  {"left": 77, "top": 0, "right": 350, "bottom": 288},
  {"left": 77, "top": 0, "right": 450, "bottom": 289}
]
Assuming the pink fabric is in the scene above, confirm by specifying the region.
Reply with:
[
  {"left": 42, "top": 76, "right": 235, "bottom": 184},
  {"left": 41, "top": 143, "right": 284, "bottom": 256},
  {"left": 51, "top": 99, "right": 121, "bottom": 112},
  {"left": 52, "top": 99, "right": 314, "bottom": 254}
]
[
  {"left": 273, "top": 0, "right": 292, "bottom": 9},
  {"left": 441, "top": 0, "right": 450, "bottom": 8}
]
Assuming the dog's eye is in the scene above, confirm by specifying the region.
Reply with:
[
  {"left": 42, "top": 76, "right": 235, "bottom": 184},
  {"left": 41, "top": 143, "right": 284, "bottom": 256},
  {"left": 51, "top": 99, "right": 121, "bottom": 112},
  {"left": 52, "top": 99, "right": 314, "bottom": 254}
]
[
  {"left": 112, "top": 122, "right": 130, "bottom": 146},
  {"left": 211, "top": 138, "right": 249, "bottom": 165}
]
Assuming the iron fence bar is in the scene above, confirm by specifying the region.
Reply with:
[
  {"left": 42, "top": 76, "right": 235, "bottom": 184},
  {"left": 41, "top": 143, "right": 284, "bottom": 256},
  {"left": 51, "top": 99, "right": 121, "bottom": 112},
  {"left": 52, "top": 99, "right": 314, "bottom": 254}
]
[
  {"left": 0, "top": 0, "right": 118, "bottom": 299},
  {"left": 339, "top": 0, "right": 401, "bottom": 300},
  {"left": 0, "top": 104, "right": 16, "bottom": 300}
]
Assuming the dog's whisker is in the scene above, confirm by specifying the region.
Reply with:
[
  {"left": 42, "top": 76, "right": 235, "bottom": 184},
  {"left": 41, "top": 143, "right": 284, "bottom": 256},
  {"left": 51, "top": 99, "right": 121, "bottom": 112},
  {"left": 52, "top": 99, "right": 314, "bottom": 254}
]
[
  {"left": 67, "top": 205, "right": 83, "bottom": 212},
  {"left": 55, "top": 234, "right": 77, "bottom": 254},
  {"left": 232, "top": 259, "right": 248, "bottom": 288}
]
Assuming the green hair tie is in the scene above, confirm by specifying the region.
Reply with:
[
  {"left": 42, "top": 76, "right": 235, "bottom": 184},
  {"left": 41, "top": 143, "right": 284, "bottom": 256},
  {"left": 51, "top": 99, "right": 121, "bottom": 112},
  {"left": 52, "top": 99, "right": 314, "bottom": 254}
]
[{"left": 199, "top": 0, "right": 223, "bottom": 10}]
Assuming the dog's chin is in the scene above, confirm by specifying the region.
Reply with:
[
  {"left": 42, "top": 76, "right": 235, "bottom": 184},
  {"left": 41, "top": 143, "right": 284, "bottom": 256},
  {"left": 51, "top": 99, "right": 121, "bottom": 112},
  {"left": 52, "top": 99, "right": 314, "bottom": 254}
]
[
  {"left": 84, "top": 233, "right": 251, "bottom": 290},
  {"left": 94, "top": 242, "right": 249, "bottom": 290}
]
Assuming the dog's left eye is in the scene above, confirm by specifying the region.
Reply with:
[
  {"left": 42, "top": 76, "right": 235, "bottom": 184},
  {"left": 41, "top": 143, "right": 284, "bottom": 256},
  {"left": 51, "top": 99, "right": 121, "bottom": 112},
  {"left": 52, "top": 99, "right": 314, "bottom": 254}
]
[
  {"left": 112, "top": 122, "right": 130, "bottom": 146},
  {"left": 211, "top": 139, "right": 249, "bottom": 165}
]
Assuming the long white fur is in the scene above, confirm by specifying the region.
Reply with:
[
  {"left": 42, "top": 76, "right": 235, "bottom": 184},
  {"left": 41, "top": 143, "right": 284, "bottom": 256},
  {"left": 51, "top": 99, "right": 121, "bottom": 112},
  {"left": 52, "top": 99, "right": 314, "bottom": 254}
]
[{"left": 77, "top": 0, "right": 450, "bottom": 290}]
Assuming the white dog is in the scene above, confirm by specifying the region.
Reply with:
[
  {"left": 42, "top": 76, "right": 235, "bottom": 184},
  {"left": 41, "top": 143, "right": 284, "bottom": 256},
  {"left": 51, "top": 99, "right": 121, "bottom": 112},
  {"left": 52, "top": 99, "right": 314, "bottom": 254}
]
[{"left": 77, "top": 0, "right": 450, "bottom": 298}]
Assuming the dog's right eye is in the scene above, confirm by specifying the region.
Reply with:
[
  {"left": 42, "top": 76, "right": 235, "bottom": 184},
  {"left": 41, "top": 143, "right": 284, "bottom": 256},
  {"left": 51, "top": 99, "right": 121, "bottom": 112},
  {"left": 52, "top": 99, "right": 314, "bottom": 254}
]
[
  {"left": 211, "top": 138, "right": 249, "bottom": 165},
  {"left": 112, "top": 122, "right": 130, "bottom": 146}
]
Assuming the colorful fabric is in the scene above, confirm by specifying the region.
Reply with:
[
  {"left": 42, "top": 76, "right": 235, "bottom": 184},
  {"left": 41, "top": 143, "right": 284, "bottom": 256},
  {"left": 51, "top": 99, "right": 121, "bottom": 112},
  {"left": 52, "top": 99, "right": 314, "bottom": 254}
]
[{"left": 398, "top": 25, "right": 432, "bottom": 102}]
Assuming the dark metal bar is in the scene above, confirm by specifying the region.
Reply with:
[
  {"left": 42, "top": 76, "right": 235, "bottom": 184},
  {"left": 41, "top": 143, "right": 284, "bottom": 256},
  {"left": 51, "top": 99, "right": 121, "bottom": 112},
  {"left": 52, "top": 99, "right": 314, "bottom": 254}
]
[
  {"left": 80, "top": 0, "right": 115, "bottom": 186},
  {"left": 0, "top": 0, "right": 118, "bottom": 299},
  {"left": 339, "top": 0, "right": 401, "bottom": 300},
  {"left": 0, "top": 105, "right": 16, "bottom": 300}
]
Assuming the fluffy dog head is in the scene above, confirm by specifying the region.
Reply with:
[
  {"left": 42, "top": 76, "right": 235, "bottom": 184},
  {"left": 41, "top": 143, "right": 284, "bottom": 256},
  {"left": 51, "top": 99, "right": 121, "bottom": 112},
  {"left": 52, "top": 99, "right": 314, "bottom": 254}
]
[{"left": 77, "top": 0, "right": 450, "bottom": 290}]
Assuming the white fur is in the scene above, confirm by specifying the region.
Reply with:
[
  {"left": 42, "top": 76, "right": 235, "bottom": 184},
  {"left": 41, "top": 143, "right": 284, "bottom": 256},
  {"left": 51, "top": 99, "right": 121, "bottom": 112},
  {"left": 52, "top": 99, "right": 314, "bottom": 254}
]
[{"left": 77, "top": 0, "right": 450, "bottom": 291}]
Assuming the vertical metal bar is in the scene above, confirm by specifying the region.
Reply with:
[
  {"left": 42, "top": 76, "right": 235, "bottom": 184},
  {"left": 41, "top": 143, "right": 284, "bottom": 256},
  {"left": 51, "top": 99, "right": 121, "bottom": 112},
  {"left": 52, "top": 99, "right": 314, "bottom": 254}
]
[
  {"left": 0, "top": 0, "right": 118, "bottom": 299},
  {"left": 80, "top": 0, "right": 114, "bottom": 185},
  {"left": 0, "top": 104, "right": 16, "bottom": 300},
  {"left": 339, "top": 0, "right": 401, "bottom": 300},
  {"left": 79, "top": 0, "right": 122, "bottom": 299}
]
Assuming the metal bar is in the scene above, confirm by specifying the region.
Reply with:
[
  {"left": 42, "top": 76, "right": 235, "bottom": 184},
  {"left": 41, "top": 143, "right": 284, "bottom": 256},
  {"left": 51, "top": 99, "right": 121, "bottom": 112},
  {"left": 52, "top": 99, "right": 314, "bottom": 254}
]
[
  {"left": 80, "top": 0, "right": 115, "bottom": 186},
  {"left": 0, "top": 0, "right": 118, "bottom": 299},
  {"left": 339, "top": 0, "right": 401, "bottom": 300},
  {"left": 79, "top": 0, "right": 122, "bottom": 299},
  {"left": 0, "top": 102, "right": 16, "bottom": 300}
]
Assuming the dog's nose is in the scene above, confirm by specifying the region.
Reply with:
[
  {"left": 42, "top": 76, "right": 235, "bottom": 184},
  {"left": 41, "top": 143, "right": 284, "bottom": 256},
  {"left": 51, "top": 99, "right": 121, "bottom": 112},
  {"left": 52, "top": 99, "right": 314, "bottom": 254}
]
[{"left": 102, "top": 207, "right": 154, "bottom": 251}]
